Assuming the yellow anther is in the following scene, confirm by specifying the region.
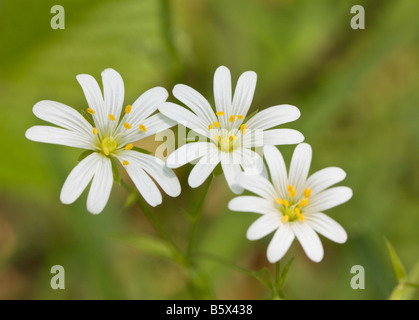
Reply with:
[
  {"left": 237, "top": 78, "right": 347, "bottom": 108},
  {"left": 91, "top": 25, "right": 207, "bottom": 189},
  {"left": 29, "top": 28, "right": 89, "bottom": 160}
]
[
  {"left": 299, "top": 198, "right": 309, "bottom": 207},
  {"left": 103, "top": 148, "right": 110, "bottom": 156},
  {"left": 282, "top": 215, "right": 289, "bottom": 223},
  {"left": 229, "top": 115, "right": 236, "bottom": 123},
  {"left": 124, "top": 122, "right": 132, "bottom": 129},
  {"left": 108, "top": 114, "right": 115, "bottom": 121},
  {"left": 214, "top": 134, "right": 221, "bottom": 141},
  {"left": 304, "top": 188, "right": 311, "bottom": 198},
  {"left": 213, "top": 121, "right": 220, "bottom": 128},
  {"left": 236, "top": 115, "right": 244, "bottom": 120},
  {"left": 294, "top": 207, "right": 301, "bottom": 216},
  {"left": 240, "top": 124, "right": 247, "bottom": 134},
  {"left": 125, "top": 105, "right": 132, "bottom": 114},
  {"left": 125, "top": 144, "right": 133, "bottom": 151},
  {"left": 298, "top": 214, "right": 305, "bottom": 222},
  {"left": 139, "top": 124, "right": 147, "bottom": 132},
  {"left": 216, "top": 111, "right": 225, "bottom": 116},
  {"left": 283, "top": 199, "right": 289, "bottom": 207},
  {"left": 287, "top": 184, "right": 296, "bottom": 198},
  {"left": 92, "top": 128, "right": 98, "bottom": 135},
  {"left": 123, "top": 160, "right": 129, "bottom": 166},
  {"left": 87, "top": 108, "right": 96, "bottom": 115},
  {"left": 208, "top": 124, "right": 214, "bottom": 130},
  {"left": 275, "top": 198, "right": 283, "bottom": 205},
  {"left": 229, "top": 135, "right": 237, "bottom": 141}
]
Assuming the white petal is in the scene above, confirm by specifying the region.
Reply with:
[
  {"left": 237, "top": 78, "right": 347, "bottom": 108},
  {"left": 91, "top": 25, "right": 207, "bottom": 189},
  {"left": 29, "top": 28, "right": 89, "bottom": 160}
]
[
  {"left": 291, "top": 222, "right": 324, "bottom": 263},
  {"left": 33, "top": 100, "right": 93, "bottom": 135},
  {"left": 25, "top": 126, "right": 92, "bottom": 149},
  {"left": 231, "top": 71, "right": 257, "bottom": 119},
  {"left": 247, "top": 213, "right": 280, "bottom": 241},
  {"left": 288, "top": 143, "right": 312, "bottom": 196},
  {"left": 76, "top": 73, "right": 106, "bottom": 131},
  {"left": 306, "top": 213, "right": 347, "bottom": 243},
  {"left": 236, "top": 173, "right": 277, "bottom": 200},
  {"left": 86, "top": 154, "right": 113, "bottom": 214},
  {"left": 262, "top": 129, "right": 305, "bottom": 146},
  {"left": 239, "top": 148, "right": 268, "bottom": 179},
  {"left": 166, "top": 142, "right": 213, "bottom": 168},
  {"left": 121, "top": 113, "right": 176, "bottom": 144},
  {"left": 267, "top": 224, "right": 295, "bottom": 263},
  {"left": 127, "top": 87, "right": 169, "bottom": 126},
  {"left": 306, "top": 167, "right": 347, "bottom": 196},
  {"left": 213, "top": 66, "right": 232, "bottom": 127},
  {"left": 102, "top": 68, "right": 125, "bottom": 127},
  {"left": 221, "top": 161, "right": 244, "bottom": 194},
  {"left": 60, "top": 152, "right": 100, "bottom": 205},
  {"left": 159, "top": 102, "right": 209, "bottom": 137},
  {"left": 263, "top": 145, "right": 288, "bottom": 198},
  {"left": 120, "top": 151, "right": 181, "bottom": 197},
  {"left": 246, "top": 105, "right": 301, "bottom": 130},
  {"left": 306, "top": 186, "right": 353, "bottom": 212},
  {"left": 188, "top": 150, "right": 220, "bottom": 188},
  {"left": 173, "top": 84, "right": 216, "bottom": 126},
  {"left": 122, "top": 157, "right": 163, "bottom": 207},
  {"left": 228, "top": 196, "right": 278, "bottom": 215}
]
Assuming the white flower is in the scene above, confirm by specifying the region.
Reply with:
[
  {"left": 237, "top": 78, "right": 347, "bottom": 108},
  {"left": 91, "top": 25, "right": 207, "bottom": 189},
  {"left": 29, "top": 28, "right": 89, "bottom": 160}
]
[
  {"left": 159, "top": 66, "right": 304, "bottom": 193},
  {"left": 25, "top": 68, "right": 181, "bottom": 214},
  {"left": 228, "top": 143, "right": 352, "bottom": 263}
]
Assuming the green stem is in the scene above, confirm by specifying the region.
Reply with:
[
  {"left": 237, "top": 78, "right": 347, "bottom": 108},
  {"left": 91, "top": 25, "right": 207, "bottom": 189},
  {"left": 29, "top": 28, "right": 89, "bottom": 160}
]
[
  {"left": 187, "top": 175, "right": 213, "bottom": 257},
  {"left": 120, "top": 180, "right": 183, "bottom": 261}
]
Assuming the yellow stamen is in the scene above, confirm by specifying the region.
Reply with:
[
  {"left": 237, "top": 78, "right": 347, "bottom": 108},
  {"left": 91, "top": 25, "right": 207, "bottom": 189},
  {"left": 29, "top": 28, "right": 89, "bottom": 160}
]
[
  {"left": 92, "top": 128, "right": 98, "bottom": 135},
  {"left": 299, "top": 198, "right": 309, "bottom": 207},
  {"left": 124, "top": 122, "right": 132, "bottom": 129},
  {"left": 240, "top": 124, "right": 247, "bottom": 134},
  {"left": 294, "top": 207, "right": 301, "bottom": 216},
  {"left": 236, "top": 115, "right": 244, "bottom": 120},
  {"left": 275, "top": 198, "right": 283, "bottom": 205},
  {"left": 282, "top": 215, "right": 289, "bottom": 223},
  {"left": 87, "top": 108, "right": 95, "bottom": 115},
  {"left": 298, "top": 214, "right": 305, "bottom": 222},
  {"left": 208, "top": 124, "right": 214, "bottom": 130},
  {"left": 214, "top": 134, "right": 221, "bottom": 141},
  {"left": 123, "top": 160, "right": 129, "bottom": 166},
  {"left": 139, "top": 124, "right": 147, "bottom": 132},
  {"left": 108, "top": 114, "right": 115, "bottom": 121},
  {"left": 229, "top": 115, "right": 235, "bottom": 123},
  {"left": 229, "top": 135, "right": 237, "bottom": 141},
  {"left": 216, "top": 111, "right": 225, "bottom": 116},
  {"left": 283, "top": 199, "right": 289, "bottom": 207},
  {"left": 125, "top": 144, "right": 133, "bottom": 151},
  {"left": 287, "top": 184, "right": 296, "bottom": 198},
  {"left": 213, "top": 121, "right": 220, "bottom": 128},
  {"left": 125, "top": 105, "right": 132, "bottom": 114},
  {"left": 304, "top": 188, "right": 311, "bottom": 198}
]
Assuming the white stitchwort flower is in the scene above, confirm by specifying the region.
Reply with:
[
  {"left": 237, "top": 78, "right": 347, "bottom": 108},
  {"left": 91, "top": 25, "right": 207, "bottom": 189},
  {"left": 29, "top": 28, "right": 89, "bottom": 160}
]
[
  {"left": 159, "top": 66, "right": 304, "bottom": 193},
  {"left": 228, "top": 143, "right": 352, "bottom": 263},
  {"left": 26, "top": 68, "right": 181, "bottom": 214}
]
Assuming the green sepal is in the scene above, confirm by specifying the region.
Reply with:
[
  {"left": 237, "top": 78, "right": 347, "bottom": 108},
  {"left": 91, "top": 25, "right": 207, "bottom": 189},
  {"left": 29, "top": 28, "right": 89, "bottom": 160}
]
[
  {"left": 243, "top": 108, "right": 259, "bottom": 123},
  {"left": 110, "top": 157, "right": 122, "bottom": 184},
  {"left": 385, "top": 238, "right": 407, "bottom": 282},
  {"left": 132, "top": 146, "right": 152, "bottom": 155},
  {"left": 78, "top": 150, "right": 94, "bottom": 162},
  {"left": 212, "top": 163, "right": 223, "bottom": 177}
]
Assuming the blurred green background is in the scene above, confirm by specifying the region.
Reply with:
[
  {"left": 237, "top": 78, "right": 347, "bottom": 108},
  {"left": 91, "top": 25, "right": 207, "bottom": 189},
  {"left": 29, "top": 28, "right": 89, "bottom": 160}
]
[{"left": 1, "top": 0, "right": 418, "bottom": 299}]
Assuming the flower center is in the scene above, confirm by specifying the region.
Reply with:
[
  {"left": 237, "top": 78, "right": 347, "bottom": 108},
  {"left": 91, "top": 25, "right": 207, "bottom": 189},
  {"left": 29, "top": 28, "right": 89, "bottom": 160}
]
[
  {"left": 275, "top": 185, "right": 311, "bottom": 223},
  {"left": 101, "top": 136, "right": 118, "bottom": 156},
  {"left": 212, "top": 129, "right": 240, "bottom": 153}
]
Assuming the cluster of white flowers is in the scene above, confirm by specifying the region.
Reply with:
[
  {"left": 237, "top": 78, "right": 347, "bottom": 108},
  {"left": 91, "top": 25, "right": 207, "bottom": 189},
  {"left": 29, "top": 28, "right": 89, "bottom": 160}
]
[{"left": 26, "top": 66, "right": 352, "bottom": 263}]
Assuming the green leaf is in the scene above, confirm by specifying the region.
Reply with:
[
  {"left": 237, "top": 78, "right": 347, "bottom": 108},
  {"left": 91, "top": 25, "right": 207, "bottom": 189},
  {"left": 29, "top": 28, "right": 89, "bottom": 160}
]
[
  {"left": 279, "top": 257, "right": 295, "bottom": 289},
  {"left": 132, "top": 146, "right": 152, "bottom": 154},
  {"left": 115, "top": 234, "right": 174, "bottom": 260},
  {"left": 78, "top": 150, "right": 94, "bottom": 162},
  {"left": 385, "top": 238, "right": 407, "bottom": 282},
  {"left": 110, "top": 157, "right": 121, "bottom": 184}
]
